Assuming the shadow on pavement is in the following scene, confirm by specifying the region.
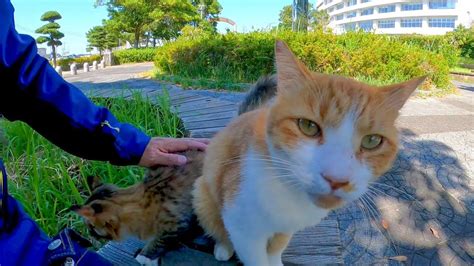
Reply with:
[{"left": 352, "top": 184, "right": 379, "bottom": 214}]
[{"left": 337, "top": 128, "right": 473, "bottom": 265}]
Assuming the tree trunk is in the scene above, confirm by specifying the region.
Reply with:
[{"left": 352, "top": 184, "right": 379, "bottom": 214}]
[
  {"left": 52, "top": 44, "right": 57, "bottom": 68},
  {"left": 134, "top": 30, "right": 140, "bottom": 48},
  {"left": 152, "top": 38, "right": 156, "bottom": 47}
]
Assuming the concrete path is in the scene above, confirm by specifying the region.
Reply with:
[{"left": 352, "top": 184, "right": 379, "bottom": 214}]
[{"left": 66, "top": 63, "right": 473, "bottom": 265}]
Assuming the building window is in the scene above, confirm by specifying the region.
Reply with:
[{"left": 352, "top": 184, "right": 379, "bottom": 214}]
[
  {"left": 346, "top": 12, "right": 357, "bottom": 18},
  {"left": 329, "top": 7, "right": 334, "bottom": 13},
  {"left": 429, "top": 18, "right": 455, "bottom": 27},
  {"left": 401, "top": 3, "right": 423, "bottom": 11},
  {"left": 347, "top": 0, "right": 357, "bottom": 7},
  {"left": 361, "top": 8, "right": 374, "bottom": 16},
  {"left": 379, "top": 5, "right": 395, "bottom": 13},
  {"left": 336, "top": 14, "right": 344, "bottom": 21},
  {"left": 378, "top": 20, "right": 395, "bottom": 28},
  {"left": 429, "top": 0, "right": 455, "bottom": 9},
  {"left": 401, "top": 18, "right": 422, "bottom": 27},
  {"left": 345, "top": 23, "right": 356, "bottom": 31},
  {"left": 361, "top": 0, "right": 371, "bottom": 3},
  {"left": 359, "top": 21, "right": 373, "bottom": 31},
  {"left": 336, "top": 3, "right": 344, "bottom": 10}
]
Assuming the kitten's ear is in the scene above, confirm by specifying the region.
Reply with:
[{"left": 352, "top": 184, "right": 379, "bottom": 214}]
[
  {"left": 275, "top": 40, "right": 311, "bottom": 92},
  {"left": 87, "top": 176, "right": 103, "bottom": 190},
  {"left": 70, "top": 205, "right": 95, "bottom": 219},
  {"left": 380, "top": 76, "right": 426, "bottom": 111}
]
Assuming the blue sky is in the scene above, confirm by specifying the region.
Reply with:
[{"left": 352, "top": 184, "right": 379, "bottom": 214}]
[{"left": 11, "top": 0, "right": 297, "bottom": 55}]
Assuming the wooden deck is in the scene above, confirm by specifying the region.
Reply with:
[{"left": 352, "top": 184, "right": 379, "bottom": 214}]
[{"left": 81, "top": 85, "right": 344, "bottom": 265}]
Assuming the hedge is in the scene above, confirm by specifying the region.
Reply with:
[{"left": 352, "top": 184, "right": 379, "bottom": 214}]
[
  {"left": 56, "top": 55, "right": 102, "bottom": 71},
  {"left": 112, "top": 48, "right": 156, "bottom": 64},
  {"left": 153, "top": 30, "right": 453, "bottom": 91},
  {"left": 391, "top": 35, "right": 459, "bottom": 67}
]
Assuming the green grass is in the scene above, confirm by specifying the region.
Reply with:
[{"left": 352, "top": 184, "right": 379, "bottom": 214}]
[
  {"left": 459, "top": 56, "right": 474, "bottom": 66},
  {"left": 0, "top": 92, "right": 182, "bottom": 236},
  {"left": 450, "top": 66, "right": 473, "bottom": 74}
]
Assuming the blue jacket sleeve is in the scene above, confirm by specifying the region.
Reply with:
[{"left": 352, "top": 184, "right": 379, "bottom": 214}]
[{"left": 0, "top": 0, "right": 151, "bottom": 165}]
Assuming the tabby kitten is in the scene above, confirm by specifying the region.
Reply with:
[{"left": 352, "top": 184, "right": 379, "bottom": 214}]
[
  {"left": 71, "top": 150, "right": 205, "bottom": 266},
  {"left": 192, "top": 40, "right": 425, "bottom": 266}
]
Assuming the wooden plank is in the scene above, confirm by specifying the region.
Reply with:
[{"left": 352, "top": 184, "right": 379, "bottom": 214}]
[
  {"left": 175, "top": 99, "right": 228, "bottom": 113},
  {"left": 99, "top": 217, "right": 343, "bottom": 265},
  {"left": 179, "top": 106, "right": 238, "bottom": 119},
  {"left": 188, "top": 128, "right": 222, "bottom": 138},
  {"left": 181, "top": 111, "right": 237, "bottom": 124},
  {"left": 100, "top": 89, "right": 123, "bottom": 98},
  {"left": 178, "top": 103, "right": 237, "bottom": 116},
  {"left": 94, "top": 89, "right": 114, "bottom": 97},
  {"left": 172, "top": 96, "right": 209, "bottom": 105},
  {"left": 99, "top": 240, "right": 237, "bottom": 266},
  {"left": 282, "top": 217, "right": 343, "bottom": 265},
  {"left": 170, "top": 93, "right": 202, "bottom": 102},
  {"left": 184, "top": 118, "right": 232, "bottom": 130}
]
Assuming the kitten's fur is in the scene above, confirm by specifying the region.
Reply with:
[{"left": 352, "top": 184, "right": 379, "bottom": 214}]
[
  {"left": 72, "top": 150, "right": 205, "bottom": 266},
  {"left": 192, "top": 40, "right": 425, "bottom": 266}
]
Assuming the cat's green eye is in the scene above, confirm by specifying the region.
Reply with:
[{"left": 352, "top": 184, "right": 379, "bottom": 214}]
[
  {"left": 297, "top": 119, "right": 321, "bottom": 137},
  {"left": 361, "top": 134, "right": 383, "bottom": 150}
]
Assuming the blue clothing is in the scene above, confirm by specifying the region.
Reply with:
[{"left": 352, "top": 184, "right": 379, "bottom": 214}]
[
  {"left": 0, "top": 0, "right": 151, "bottom": 165},
  {"left": 1, "top": 0, "right": 151, "bottom": 264}
]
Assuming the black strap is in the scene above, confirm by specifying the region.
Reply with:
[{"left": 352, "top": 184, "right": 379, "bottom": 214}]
[{"left": 0, "top": 159, "right": 9, "bottom": 231}]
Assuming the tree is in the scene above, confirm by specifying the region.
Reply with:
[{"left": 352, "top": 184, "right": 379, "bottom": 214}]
[
  {"left": 310, "top": 9, "right": 330, "bottom": 31},
  {"left": 95, "top": 0, "right": 222, "bottom": 47},
  {"left": 36, "top": 11, "right": 64, "bottom": 67},
  {"left": 86, "top": 23, "right": 118, "bottom": 54},
  {"left": 101, "top": 0, "right": 154, "bottom": 48},
  {"left": 278, "top": 3, "right": 329, "bottom": 32},
  {"left": 191, "top": 0, "right": 221, "bottom": 18},
  {"left": 278, "top": 5, "right": 293, "bottom": 29},
  {"left": 148, "top": 0, "right": 199, "bottom": 44},
  {"left": 293, "top": 0, "right": 309, "bottom": 32}
]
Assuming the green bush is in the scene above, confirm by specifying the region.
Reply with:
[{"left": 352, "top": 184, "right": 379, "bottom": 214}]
[
  {"left": 113, "top": 48, "right": 156, "bottom": 64},
  {"left": 391, "top": 35, "right": 459, "bottom": 67},
  {"left": 56, "top": 55, "right": 101, "bottom": 71},
  {"left": 446, "top": 25, "right": 474, "bottom": 59},
  {"left": 154, "top": 30, "right": 453, "bottom": 91}
]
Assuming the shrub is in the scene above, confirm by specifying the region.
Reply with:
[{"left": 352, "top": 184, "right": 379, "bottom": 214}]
[
  {"left": 154, "top": 30, "right": 453, "bottom": 91},
  {"left": 391, "top": 35, "right": 459, "bottom": 67},
  {"left": 56, "top": 55, "right": 101, "bottom": 71},
  {"left": 446, "top": 25, "right": 474, "bottom": 59},
  {"left": 112, "top": 48, "right": 156, "bottom": 64}
]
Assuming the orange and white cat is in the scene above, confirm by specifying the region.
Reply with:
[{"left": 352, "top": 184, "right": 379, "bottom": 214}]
[{"left": 193, "top": 40, "right": 425, "bottom": 266}]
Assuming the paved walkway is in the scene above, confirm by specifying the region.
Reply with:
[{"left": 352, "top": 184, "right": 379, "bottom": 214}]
[{"left": 67, "top": 63, "right": 473, "bottom": 265}]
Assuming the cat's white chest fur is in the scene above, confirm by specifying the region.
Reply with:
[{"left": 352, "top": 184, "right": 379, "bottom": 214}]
[{"left": 223, "top": 149, "right": 328, "bottom": 235}]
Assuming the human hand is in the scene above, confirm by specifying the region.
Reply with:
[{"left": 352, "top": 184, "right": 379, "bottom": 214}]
[{"left": 138, "top": 137, "right": 209, "bottom": 167}]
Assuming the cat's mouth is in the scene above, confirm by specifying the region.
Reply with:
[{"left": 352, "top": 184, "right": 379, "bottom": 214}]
[{"left": 314, "top": 194, "right": 344, "bottom": 209}]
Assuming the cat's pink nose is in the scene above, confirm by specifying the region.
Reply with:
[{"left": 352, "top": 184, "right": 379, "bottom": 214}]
[{"left": 323, "top": 175, "right": 351, "bottom": 191}]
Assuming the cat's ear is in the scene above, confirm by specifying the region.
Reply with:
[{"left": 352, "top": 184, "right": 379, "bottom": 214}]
[
  {"left": 87, "top": 175, "right": 103, "bottom": 190},
  {"left": 275, "top": 40, "right": 311, "bottom": 92},
  {"left": 380, "top": 76, "right": 426, "bottom": 111},
  {"left": 70, "top": 205, "right": 95, "bottom": 219}
]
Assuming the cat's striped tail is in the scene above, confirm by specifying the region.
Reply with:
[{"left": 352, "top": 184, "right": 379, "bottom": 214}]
[{"left": 238, "top": 75, "right": 277, "bottom": 115}]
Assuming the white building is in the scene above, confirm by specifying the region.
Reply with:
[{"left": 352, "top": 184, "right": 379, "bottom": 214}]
[{"left": 317, "top": 0, "right": 474, "bottom": 35}]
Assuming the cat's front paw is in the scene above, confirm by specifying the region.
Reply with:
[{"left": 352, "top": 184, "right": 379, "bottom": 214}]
[
  {"left": 135, "top": 254, "right": 159, "bottom": 266},
  {"left": 213, "top": 242, "right": 234, "bottom": 261}
]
